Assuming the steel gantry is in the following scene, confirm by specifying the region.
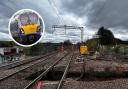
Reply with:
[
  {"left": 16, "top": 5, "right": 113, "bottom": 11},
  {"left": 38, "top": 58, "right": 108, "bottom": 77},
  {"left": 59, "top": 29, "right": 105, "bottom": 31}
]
[{"left": 52, "top": 25, "right": 84, "bottom": 42}]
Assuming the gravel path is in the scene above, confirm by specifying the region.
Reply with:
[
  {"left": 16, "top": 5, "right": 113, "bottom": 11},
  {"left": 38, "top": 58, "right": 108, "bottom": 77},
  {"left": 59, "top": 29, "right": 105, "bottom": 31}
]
[
  {"left": 61, "top": 78, "right": 128, "bottom": 89},
  {"left": 61, "top": 54, "right": 128, "bottom": 89}
]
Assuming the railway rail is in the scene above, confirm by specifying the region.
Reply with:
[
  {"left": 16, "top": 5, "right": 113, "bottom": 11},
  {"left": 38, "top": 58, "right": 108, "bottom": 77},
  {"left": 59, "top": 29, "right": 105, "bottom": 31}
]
[
  {"left": 0, "top": 52, "right": 57, "bottom": 81},
  {"left": 0, "top": 51, "right": 57, "bottom": 70},
  {"left": 23, "top": 51, "right": 74, "bottom": 89},
  {"left": 0, "top": 51, "right": 66, "bottom": 89},
  {"left": 56, "top": 52, "right": 74, "bottom": 89}
]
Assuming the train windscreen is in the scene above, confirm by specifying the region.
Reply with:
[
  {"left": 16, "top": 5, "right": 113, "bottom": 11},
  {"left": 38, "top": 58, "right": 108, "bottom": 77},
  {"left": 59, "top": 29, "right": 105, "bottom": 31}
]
[
  {"left": 20, "top": 14, "right": 28, "bottom": 26},
  {"left": 19, "top": 13, "right": 38, "bottom": 26},
  {"left": 28, "top": 13, "right": 38, "bottom": 24}
]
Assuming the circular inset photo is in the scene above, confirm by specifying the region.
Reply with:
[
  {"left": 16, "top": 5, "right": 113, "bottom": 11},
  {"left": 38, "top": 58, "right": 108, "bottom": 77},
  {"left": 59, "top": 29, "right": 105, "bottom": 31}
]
[{"left": 9, "top": 9, "right": 45, "bottom": 47}]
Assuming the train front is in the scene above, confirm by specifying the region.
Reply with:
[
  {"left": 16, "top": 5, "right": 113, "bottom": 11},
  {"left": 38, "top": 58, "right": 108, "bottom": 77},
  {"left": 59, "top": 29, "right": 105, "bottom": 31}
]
[{"left": 18, "top": 12, "right": 41, "bottom": 44}]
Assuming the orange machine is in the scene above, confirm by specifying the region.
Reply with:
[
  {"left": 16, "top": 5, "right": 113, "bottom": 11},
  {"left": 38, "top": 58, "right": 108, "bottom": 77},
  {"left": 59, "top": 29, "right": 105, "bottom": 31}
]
[{"left": 80, "top": 45, "right": 88, "bottom": 55}]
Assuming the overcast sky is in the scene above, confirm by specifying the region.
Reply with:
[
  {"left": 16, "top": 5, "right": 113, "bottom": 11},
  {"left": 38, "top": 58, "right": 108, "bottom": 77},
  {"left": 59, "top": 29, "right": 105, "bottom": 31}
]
[{"left": 0, "top": 0, "right": 127, "bottom": 43}]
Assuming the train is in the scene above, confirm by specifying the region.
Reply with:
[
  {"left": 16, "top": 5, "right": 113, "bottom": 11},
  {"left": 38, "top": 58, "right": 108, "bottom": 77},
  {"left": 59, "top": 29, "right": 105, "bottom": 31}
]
[
  {"left": 11, "top": 11, "right": 42, "bottom": 45},
  {"left": 80, "top": 45, "right": 88, "bottom": 55}
]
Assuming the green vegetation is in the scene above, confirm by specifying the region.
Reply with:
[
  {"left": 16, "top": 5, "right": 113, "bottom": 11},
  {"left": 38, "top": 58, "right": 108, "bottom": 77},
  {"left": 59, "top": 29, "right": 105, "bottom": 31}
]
[
  {"left": 24, "top": 42, "right": 59, "bottom": 56},
  {"left": 85, "top": 26, "right": 128, "bottom": 53},
  {"left": 0, "top": 41, "right": 15, "bottom": 47},
  {"left": 85, "top": 38, "right": 98, "bottom": 51},
  {"left": 98, "top": 27, "right": 116, "bottom": 45},
  {"left": 0, "top": 41, "right": 59, "bottom": 56}
]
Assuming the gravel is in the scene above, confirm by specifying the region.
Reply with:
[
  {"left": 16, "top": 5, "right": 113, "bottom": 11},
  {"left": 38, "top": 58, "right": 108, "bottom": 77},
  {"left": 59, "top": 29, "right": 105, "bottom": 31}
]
[{"left": 61, "top": 78, "right": 128, "bottom": 89}]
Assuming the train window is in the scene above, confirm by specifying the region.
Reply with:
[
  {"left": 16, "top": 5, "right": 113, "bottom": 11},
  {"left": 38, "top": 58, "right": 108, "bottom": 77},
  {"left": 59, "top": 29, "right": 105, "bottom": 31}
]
[
  {"left": 20, "top": 14, "right": 29, "bottom": 26},
  {"left": 28, "top": 13, "right": 38, "bottom": 24}
]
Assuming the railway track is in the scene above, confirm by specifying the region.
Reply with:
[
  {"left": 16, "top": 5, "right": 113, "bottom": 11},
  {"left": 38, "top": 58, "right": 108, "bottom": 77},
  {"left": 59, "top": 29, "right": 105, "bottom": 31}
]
[
  {"left": 0, "top": 51, "right": 67, "bottom": 89},
  {"left": 56, "top": 53, "right": 74, "bottom": 89},
  {"left": 57, "top": 52, "right": 86, "bottom": 89},
  {"left": 0, "top": 52, "right": 58, "bottom": 81},
  {"left": 23, "top": 51, "right": 75, "bottom": 89},
  {"left": 0, "top": 51, "right": 57, "bottom": 70}
]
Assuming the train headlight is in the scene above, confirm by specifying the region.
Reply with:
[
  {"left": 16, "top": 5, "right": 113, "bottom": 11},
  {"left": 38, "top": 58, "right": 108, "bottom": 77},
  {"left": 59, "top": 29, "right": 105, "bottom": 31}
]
[
  {"left": 20, "top": 28, "right": 25, "bottom": 34},
  {"left": 37, "top": 26, "right": 40, "bottom": 32}
]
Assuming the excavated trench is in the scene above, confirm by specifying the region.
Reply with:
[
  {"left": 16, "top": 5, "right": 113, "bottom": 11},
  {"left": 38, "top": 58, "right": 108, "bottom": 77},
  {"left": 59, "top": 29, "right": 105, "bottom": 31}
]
[
  {"left": 79, "top": 71, "right": 128, "bottom": 81},
  {"left": 26, "top": 68, "right": 128, "bottom": 82},
  {"left": 26, "top": 69, "right": 64, "bottom": 81}
]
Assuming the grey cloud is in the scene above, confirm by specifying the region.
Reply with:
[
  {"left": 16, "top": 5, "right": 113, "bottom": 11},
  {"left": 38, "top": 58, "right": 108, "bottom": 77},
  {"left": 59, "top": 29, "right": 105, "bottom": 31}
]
[
  {"left": 0, "top": 19, "right": 9, "bottom": 33},
  {"left": 59, "top": 0, "right": 128, "bottom": 29},
  {"left": 0, "top": 0, "right": 59, "bottom": 33},
  {"left": 89, "top": 0, "right": 128, "bottom": 29},
  {"left": 59, "top": 0, "right": 92, "bottom": 16},
  {"left": 0, "top": 32, "right": 11, "bottom": 41},
  {"left": 58, "top": 0, "right": 128, "bottom": 40}
]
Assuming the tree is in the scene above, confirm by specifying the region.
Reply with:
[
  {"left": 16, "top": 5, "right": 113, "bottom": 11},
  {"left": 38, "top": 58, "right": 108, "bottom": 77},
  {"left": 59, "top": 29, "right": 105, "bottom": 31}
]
[{"left": 97, "top": 27, "right": 116, "bottom": 45}]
